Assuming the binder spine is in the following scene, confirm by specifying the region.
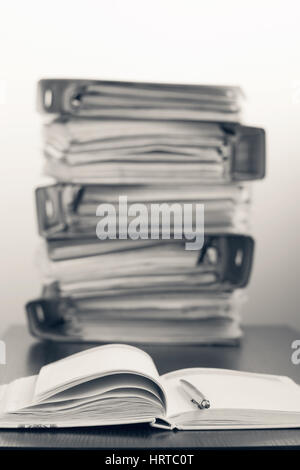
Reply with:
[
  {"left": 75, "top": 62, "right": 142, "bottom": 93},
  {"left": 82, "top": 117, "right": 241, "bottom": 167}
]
[
  {"left": 37, "top": 79, "right": 87, "bottom": 114},
  {"left": 226, "top": 125, "right": 266, "bottom": 181},
  {"left": 26, "top": 299, "right": 66, "bottom": 341},
  {"left": 220, "top": 234, "right": 254, "bottom": 287},
  {"left": 198, "top": 235, "right": 254, "bottom": 288},
  {"left": 35, "top": 185, "right": 67, "bottom": 238}
]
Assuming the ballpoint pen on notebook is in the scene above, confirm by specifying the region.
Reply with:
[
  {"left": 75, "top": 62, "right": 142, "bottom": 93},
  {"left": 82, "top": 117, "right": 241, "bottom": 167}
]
[{"left": 180, "top": 379, "right": 211, "bottom": 409}]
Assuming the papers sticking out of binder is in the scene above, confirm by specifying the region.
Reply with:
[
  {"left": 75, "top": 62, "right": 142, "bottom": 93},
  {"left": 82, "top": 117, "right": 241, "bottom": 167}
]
[
  {"left": 37, "top": 235, "right": 254, "bottom": 297},
  {"left": 42, "top": 120, "right": 265, "bottom": 184},
  {"left": 26, "top": 291, "right": 246, "bottom": 344}
]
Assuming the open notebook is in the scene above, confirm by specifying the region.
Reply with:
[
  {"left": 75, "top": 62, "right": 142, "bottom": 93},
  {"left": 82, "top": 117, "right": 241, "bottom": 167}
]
[{"left": 1, "top": 344, "right": 300, "bottom": 430}]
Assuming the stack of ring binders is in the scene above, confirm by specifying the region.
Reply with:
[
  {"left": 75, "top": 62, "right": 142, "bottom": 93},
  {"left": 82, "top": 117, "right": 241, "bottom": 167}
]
[{"left": 26, "top": 79, "right": 265, "bottom": 344}]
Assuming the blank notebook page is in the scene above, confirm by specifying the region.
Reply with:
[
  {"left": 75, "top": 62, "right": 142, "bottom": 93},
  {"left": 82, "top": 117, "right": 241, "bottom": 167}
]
[{"left": 162, "top": 369, "right": 300, "bottom": 417}]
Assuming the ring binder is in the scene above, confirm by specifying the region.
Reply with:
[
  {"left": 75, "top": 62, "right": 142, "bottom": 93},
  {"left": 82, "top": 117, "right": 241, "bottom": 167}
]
[
  {"left": 25, "top": 293, "right": 243, "bottom": 345},
  {"left": 35, "top": 183, "right": 251, "bottom": 239},
  {"left": 37, "top": 79, "right": 243, "bottom": 122},
  {"left": 39, "top": 234, "right": 254, "bottom": 293},
  {"left": 42, "top": 119, "right": 265, "bottom": 184}
]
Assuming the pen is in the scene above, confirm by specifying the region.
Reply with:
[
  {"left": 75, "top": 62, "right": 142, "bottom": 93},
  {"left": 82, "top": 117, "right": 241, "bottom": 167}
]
[{"left": 180, "top": 379, "right": 210, "bottom": 409}]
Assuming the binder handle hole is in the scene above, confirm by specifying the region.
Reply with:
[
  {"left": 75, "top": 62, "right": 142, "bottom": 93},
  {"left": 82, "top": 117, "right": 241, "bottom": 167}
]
[
  {"left": 45, "top": 198, "right": 54, "bottom": 219},
  {"left": 235, "top": 249, "right": 243, "bottom": 266},
  {"left": 206, "top": 247, "right": 218, "bottom": 264},
  {"left": 44, "top": 89, "right": 53, "bottom": 109},
  {"left": 36, "top": 305, "right": 45, "bottom": 323},
  {"left": 71, "top": 96, "right": 81, "bottom": 108}
]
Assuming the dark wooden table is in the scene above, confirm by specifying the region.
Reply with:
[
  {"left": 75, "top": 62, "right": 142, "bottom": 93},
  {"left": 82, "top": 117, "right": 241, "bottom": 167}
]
[{"left": 0, "top": 325, "right": 300, "bottom": 449}]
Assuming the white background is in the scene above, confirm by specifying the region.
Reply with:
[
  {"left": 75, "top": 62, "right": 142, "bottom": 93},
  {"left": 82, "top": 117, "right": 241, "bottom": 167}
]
[{"left": 0, "top": 0, "right": 299, "bottom": 335}]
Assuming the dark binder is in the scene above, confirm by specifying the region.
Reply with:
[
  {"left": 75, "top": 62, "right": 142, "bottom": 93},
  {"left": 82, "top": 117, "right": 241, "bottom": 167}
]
[
  {"left": 43, "top": 123, "right": 265, "bottom": 183},
  {"left": 35, "top": 183, "right": 251, "bottom": 240},
  {"left": 197, "top": 234, "right": 254, "bottom": 289},
  {"left": 44, "top": 234, "right": 254, "bottom": 289},
  {"left": 37, "top": 78, "right": 243, "bottom": 122},
  {"left": 25, "top": 295, "right": 242, "bottom": 346},
  {"left": 39, "top": 234, "right": 254, "bottom": 301}
]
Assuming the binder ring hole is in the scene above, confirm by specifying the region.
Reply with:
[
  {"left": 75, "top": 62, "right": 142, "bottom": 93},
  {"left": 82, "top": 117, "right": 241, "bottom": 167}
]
[
  {"left": 44, "top": 89, "right": 53, "bottom": 109},
  {"left": 45, "top": 198, "right": 54, "bottom": 219},
  {"left": 71, "top": 95, "right": 81, "bottom": 108},
  {"left": 36, "top": 305, "right": 45, "bottom": 323},
  {"left": 206, "top": 247, "right": 218, "bottom": 264},
  {"left": 235, "top": 249, "right": 243, "bottom": 266}
]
